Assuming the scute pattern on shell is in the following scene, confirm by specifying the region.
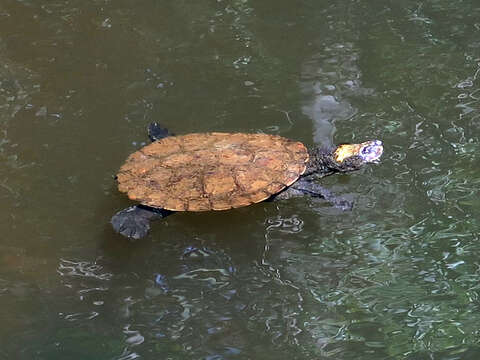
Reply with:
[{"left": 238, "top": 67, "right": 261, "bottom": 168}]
[{"left": 117, "top": 132, "right": 309, "bottom": 211}]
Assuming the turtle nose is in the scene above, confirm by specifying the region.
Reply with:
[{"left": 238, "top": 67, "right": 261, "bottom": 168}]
[
  {"left": 361, "top": 140, "right": 383, "bottom": 162},
  {"left": 370, "top": 142, "right": 383, "bottom": 162}
]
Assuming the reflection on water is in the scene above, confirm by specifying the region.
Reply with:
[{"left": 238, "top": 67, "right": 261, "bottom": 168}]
[
  {"left": 1, "top": 0, "right": 480, "bottom": 359},
  {"left": 300, "top": 41, "right": 372, "bottom": 146}
]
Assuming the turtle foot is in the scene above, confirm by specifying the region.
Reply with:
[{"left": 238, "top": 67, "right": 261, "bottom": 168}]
[
  {"left": 111, "top": 205, "right": 172, "bottom": 240},
  {"left": 329, "top": 197, "right": 353, "bottom": 211},
  {"left": 285, "top": 179, "right": 354, "bottom": 211},
  {"left": 148, "top": 122, "right": 172, "bottom": 142},
  {"left": 111, "top": 206, "right": 152, "bottom": 240}
]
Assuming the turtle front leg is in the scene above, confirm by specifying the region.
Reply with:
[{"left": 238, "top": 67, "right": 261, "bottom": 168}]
[
  {"left": 111, "top": 205, "right": 173, "bottom": 240},
  {"left": 148, "top": 122, "right": 173, "bottom": 142},
  {"left": 274, "top": 179, "right": 353, "bottom": 211}
]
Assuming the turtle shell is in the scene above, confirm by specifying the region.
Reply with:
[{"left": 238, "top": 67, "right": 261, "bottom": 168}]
[{"left": 116, "top": 132, "right": 309, "bottom": 211}]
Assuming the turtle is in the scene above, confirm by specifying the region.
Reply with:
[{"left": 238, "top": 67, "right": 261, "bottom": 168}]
[{"left": 111, "top": 123, "right": 383, "bottom": 239}]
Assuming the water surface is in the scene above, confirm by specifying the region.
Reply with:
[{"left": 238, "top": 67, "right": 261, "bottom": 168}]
[{"left": 1, "top": 0, "right": 480, "bottom": 359}]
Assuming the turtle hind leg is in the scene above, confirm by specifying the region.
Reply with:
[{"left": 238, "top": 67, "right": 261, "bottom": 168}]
[
  {"left": 148, "top": 122, "right": 173, "bottom": 142},
  {"left": 111, "top": 205, "right": 173, "bottom": 240}
]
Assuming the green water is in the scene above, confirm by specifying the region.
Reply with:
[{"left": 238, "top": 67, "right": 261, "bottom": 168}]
[{"left": 1, "top": 0, "right": 480, "bottom": 358}]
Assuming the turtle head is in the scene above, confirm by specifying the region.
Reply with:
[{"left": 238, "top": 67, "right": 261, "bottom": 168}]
[{"left": 331, "top": 140, "right": 383, "bottom": 172}]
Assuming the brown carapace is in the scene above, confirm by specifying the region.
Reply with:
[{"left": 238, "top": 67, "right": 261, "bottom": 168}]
[{"left": 116, "top": 132, "right": 309, "bottom": 211}]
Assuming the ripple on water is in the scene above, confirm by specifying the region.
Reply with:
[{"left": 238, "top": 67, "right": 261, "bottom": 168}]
[
  {"left": 56, "top": 259, "right": 112, "bottom": 323},
  {"left": 58, "top": 258, "right": 113, "bottom": 280}
]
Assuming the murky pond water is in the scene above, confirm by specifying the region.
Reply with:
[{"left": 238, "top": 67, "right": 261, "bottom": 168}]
[{"left": 1, "top": 0, "right": 480, "bottom": 358}]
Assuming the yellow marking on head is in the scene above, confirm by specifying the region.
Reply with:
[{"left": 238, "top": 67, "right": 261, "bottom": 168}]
[{"left": 333, "top": 144, "right": 363, "bottom": 163}]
